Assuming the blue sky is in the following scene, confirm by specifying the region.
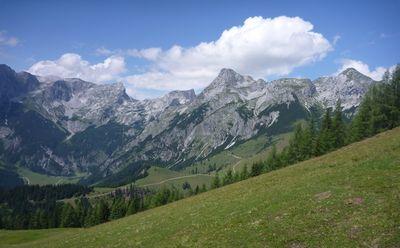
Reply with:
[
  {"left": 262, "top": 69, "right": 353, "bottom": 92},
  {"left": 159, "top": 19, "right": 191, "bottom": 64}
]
[{"left": 0, "top": 0, "right": 399, "bottom": 99}]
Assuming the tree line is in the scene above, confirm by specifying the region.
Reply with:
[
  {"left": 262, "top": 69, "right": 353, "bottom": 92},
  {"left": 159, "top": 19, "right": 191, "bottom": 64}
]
[
  {"left": 212, "top": 66, "right": 400, "bottom": 189},
  {"left": 0, "top": 181, "right": 209, "bottom": 229},
  {"left": 1, "top": 66, "right": 398, "bottom": 230}
]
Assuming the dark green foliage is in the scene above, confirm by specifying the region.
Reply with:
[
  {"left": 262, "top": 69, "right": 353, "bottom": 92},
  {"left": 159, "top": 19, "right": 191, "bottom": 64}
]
[
  {"left": 303, "top": 115, "right": 317, "bottom": 158},
  {"left": 222, "top": 169, "right": 234, "bottom": 185},
  {"left": 211, "top": 173, "right": 221, "bottom": 189},
  {"left": 316, "top": 108, "right": 334, "bottom": 155},
  {"left": 240, "top": 164, "right": 249, "bottom": 180},
  {"left": 0, "top": 167, "right": 24, "bottom": 188},
  {"left": 350, "top": 94, "right": 373, "bottom": 142},
  {"left": 332, "top": 100, "right": 346, "bottom": 148},
  {"left": 94, "top": 199, "right": 110, "bottom": 225},
  {"left": 182, "top": 181, "right": 191, "bottom": 190},
  {"left": 110, "top": 198, "right": 127, "bottom": 220},
  {"left": 151, "top": 187, "right": 182, "bottom": 207},
  {"left": 85, "top": 162, "right": 149, "bottom": 187},
  {"left": 0, "top": 184, "right": 91, "bottom": 229},
  {"left": 350, "top": 65, "right": 400, "bottom": 142},
  {"left": 241, "top": 67, "right": 400, "bottom": 189},
  {"left": 286, "top": 123, "right": 305, "bottom": 163},
  {"left": 250, "top": 161, "right": 264, "bottom": 177},
  {"left": 265, "top": 145, "right": 280, "bottom": 171},
  {"left": 60, "top": 203, "right": 78, "bottom": 227}
]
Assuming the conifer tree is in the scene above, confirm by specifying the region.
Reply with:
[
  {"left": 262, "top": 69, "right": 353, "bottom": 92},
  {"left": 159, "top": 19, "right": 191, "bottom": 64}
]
[
  {"left": 316, "top": 108, "right": 334, "bottom": 154},
  {"left": 223, "top": 169, "right": 233, "bottom": 185},
  {"left": 250, "top": 161, "right": 264, "bottom": 177},
  {"left": 332, "top": 99, "right": 346, "bottom": 148},
  {"left": 266, "top": 144, "right": 280, "bottom": 171},
  {"left": 350, "top": 94, "right": 373, "bottom": 142},
  {"left": 211, "top": 173, "right": 221, "bottom": 189},
  {"left": 95, "top": 199, "right": 110, "bottom": 224},
  {"left": 240, "top": 164, "right": 248, "bottom": 180},
  {"left": 60, "top": 203, "right": 77, "bottom": 227}
]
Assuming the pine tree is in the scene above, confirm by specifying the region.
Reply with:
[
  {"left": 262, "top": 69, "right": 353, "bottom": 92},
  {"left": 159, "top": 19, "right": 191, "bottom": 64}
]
[
  {"left": 110, "top": 198, "right": 126, "bottom": 220},
  {"left": 332, "top": 99, "right": 346, "bottom": 148},
  {"left": 266, "top": 144, "right": 280, "bottom": 171},
  {"left": 95, "top": 199, "right": 110, "bottom": 224},
  {"left": 386, "top": 65, "right": 400, "bottom": 128},
  {"left": 222, "top": 169, "right": 233, "bottom": 185},
  {"left": 60, "top": 203, "right": 77, "bottom": 227},
  {"left": 316, "top": 108, "right": 334, "bottom": 154},
  {"left": 350, "top": 94, "right": 373, "bottom": 142},
  {"left": 201, "top": 184, "right": 207, "bottom": 193},
  {"left": 250, "top": 161, "right": 264, "bottom": 177},
  {"left": 240, "top": 164, "right": 249, "bottom": 180},
  {"left": 211, "top": 173, "right": 221, "bottom": 189},
  {"left": 287, "top": 123, "right": 304, "bottom": 162}
]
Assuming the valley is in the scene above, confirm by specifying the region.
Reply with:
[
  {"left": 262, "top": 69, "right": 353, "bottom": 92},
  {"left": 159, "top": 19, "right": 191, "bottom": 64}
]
[{"left": 1, "top": 126, "right": 399, "bottom": 247}]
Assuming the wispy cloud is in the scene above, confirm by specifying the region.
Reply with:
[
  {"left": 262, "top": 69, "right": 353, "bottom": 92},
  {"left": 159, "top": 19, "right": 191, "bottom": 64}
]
[
  {"left": 0, "top": 31, "right": 19, "bottom": 47},
  {"left": 333, "top": 34, "right": 341, "bottom": 46}
]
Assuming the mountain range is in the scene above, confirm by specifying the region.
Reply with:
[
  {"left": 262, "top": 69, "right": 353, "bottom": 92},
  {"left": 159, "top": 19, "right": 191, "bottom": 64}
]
[{"left": 0, "top": 64, "right": 378, "bottom": 186}]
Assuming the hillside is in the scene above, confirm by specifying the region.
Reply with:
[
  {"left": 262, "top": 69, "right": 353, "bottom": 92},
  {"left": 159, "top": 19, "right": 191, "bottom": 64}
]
[
  {"left": 0, "top": 64, "right": 378, "bottom": 186},
  {"left": 1, "top": 127, "right": 399, "bottom": 247}
]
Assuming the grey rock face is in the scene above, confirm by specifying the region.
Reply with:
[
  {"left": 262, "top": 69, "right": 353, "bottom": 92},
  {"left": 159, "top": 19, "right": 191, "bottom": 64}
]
[{"left": 0, "top": 64, "right": 378, "bottom": 183}]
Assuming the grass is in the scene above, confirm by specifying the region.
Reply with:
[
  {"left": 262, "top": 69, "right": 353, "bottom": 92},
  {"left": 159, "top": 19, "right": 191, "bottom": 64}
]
[
  {"left": 94, "top": 132, "right": 290, "bottom": 194},
  {"left": 2, "top": 127, "right": 400, "bottom": 247},
  {"left": 182, "top": 132, "right": 290, "bottom": 175},
  {"left": 94, "top": 166, "right": 214, "bottom": 194},
  {"left": 16, "top": 166, "right": 85, "bottom": 185}
]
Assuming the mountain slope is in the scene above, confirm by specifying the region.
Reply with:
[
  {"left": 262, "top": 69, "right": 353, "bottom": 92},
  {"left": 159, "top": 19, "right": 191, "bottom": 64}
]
[
  {"left": 2, "top": 127, "right": 399, "bottom": 247},
  {"left": 0, "top": 64, "right": 380, "bottom": 186}
]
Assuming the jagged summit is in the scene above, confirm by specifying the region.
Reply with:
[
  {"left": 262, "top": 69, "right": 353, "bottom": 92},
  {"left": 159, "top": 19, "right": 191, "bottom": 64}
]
[
  {"left": 0, "top": 64, "right": 380, "bottom": 183},
  {"left": 339, "top": 67, "right": 373, "bottom": 82},
  {"left": 209, "top": 68, "right": 248, "bottom": 87}
]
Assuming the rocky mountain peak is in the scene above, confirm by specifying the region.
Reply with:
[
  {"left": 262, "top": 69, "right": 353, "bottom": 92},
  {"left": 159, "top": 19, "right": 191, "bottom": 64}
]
[
  {"left": 209, "top": 68, "right": 247, "bottom": 88},
  {"left": 339, "top": 67, "right": 373, "bottom": 82}
]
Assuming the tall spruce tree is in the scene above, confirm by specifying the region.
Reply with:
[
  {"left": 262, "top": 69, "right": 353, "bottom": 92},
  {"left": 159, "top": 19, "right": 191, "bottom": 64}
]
[
  {"left": 316, "top": 108, "right": 334, "bottom": 154},
  {"left": 266, "top": 144, "right": 280, "bottom": 171},
  {"left": 332, "top": 99, "right": 346, "bottom": 148},
  {"left": 350, "top": 93, "right": 373, "bottom": 142},
  {"left": 287, "top": 123, "right": 304, "bottom": 163}
]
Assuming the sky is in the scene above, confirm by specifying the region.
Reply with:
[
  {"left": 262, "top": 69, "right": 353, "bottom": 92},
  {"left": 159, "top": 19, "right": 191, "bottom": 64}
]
[{"left": 0, "top": 0, "right": 399, "bottom": 99}]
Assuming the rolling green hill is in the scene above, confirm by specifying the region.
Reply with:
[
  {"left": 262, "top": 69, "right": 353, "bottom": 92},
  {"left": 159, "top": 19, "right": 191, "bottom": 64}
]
[{"left": 1, "top": 127, "right": 399, "bottom": 247}]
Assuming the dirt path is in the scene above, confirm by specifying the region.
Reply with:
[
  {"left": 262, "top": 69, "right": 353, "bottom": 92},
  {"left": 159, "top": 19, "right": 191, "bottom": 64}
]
[
  {"left": 139, "top": 174, "right": 213, "bottom": 187},
  {"left": 88, "top": 174, "right": 213, "bottom": 199},
  {"left": 229, "top": 153, "right": 242, "bottom": 173}
]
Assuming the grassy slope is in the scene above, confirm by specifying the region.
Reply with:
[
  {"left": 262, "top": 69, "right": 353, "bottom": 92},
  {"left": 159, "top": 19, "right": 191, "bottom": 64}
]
[
  {"left": 1, "top": 127, "right": 400, "bottom": 247},
  {"left": 16, "top": 166, "right": 85, "bottom": 185},
  {"left": 93, "top": 166, "right": 214, "bottom": 195}
]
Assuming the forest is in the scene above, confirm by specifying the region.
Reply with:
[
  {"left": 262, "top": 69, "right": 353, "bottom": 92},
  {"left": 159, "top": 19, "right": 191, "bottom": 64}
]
[{"left": 0, "top": 66, "right": 398, "bottom": 230}]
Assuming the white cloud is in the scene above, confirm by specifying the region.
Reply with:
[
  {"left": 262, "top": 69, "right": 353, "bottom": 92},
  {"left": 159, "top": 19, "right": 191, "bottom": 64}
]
[
  {"left": 0, "top": 31, "right": 19, "bottom": 47},
  {"left": 126, "top": 16, "right": 332, "bottom": 91},
  {"left": 333, "top": 35, "right": 341, "bottom": 46},
  {"left": 28, "top": 53, "right": 126, "bottom": 83},
  {"left": 95, "top": 47, "right": 116, "bottom": 56},
  {"left": 336, "top": 59, "right": 395, "bottom": 81}
]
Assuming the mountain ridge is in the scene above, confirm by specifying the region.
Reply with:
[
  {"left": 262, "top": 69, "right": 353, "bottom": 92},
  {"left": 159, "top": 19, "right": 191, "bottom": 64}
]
[{"left": 0, "top": 64, "right": 379, "bottom": 185}]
